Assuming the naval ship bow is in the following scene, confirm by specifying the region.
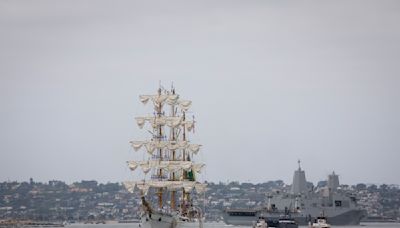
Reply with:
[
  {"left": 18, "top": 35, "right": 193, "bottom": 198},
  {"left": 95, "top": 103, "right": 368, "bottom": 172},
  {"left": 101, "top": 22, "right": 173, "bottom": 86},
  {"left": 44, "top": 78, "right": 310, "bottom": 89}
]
[{"left": 124, "top": 86, "right": 207, "bottom": 228}]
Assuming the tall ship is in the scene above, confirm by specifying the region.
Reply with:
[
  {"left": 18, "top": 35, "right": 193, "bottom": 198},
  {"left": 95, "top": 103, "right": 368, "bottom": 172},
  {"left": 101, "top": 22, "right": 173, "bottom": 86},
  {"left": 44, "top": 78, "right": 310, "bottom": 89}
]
[
  {"left": 124, "top": 86, "right": 207, "bottom": 228},
  {"left": 223, "top": 162, "right": 365, "bottom": 226}
]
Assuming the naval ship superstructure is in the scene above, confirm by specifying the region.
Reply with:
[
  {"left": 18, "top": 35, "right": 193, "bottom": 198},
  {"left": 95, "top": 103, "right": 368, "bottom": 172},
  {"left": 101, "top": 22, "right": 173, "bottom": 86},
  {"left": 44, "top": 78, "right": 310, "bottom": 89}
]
[{"left": 223, "top": 162, "right": 365, "bottom": 226}]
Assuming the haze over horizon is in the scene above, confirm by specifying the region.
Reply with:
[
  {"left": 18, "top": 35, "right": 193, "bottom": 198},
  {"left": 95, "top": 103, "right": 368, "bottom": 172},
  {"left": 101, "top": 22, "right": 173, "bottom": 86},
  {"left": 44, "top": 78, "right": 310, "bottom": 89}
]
[{"left": 1, "top": 1, "right": 400, "bottom": 186}]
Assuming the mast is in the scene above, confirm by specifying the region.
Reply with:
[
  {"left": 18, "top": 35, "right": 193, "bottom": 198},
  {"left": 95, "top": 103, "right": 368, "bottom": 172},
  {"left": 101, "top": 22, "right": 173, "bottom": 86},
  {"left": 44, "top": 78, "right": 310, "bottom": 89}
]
[
  {"left": 181, "top": 111, "right": 187, "bottom": 212},
  {"left": 157, "top": 87, "right": 163, "bottom": 209},
  {"left": 170, "top": 87, "right": 176, "bottom": 210}
]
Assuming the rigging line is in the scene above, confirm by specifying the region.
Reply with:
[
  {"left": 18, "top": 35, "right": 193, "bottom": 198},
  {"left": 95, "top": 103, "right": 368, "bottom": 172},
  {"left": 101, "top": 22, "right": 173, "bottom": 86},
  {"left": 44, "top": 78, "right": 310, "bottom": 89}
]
[
  {"left": 176, "top": 128, "right": 182, "bottom": 138},
  {"left": 147, "top": 130, "right": 155, "bottom": 138}
]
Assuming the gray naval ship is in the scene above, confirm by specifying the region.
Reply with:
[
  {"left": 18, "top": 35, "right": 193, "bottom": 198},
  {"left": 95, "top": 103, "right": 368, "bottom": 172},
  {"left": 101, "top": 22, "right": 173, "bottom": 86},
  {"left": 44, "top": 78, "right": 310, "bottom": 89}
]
[{"left": 223, "top": 162, "right": 365, "bottom": 226}]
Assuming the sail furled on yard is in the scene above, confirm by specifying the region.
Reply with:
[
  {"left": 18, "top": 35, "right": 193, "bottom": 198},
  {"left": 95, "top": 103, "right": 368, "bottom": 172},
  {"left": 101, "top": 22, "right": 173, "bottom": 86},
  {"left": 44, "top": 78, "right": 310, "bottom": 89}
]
[
  {"left": 127, "top": 160, "right": 205, "bottom": 173},
  {"left": 123, "top": 181, "right": 206, "bottom": 195},
  {"left": 130, "top": 140, "right": 201, "bottom": 154},
  {"left": 134, "top": 116, "right": 195, "bottom": 131},
  {"left": 139, "top": 94, "right": 192, "bottom": 111}
]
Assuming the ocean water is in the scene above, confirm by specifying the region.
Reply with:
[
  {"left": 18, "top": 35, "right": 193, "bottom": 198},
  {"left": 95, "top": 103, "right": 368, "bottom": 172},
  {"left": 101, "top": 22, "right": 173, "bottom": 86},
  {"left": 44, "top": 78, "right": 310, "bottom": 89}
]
[{"left": 66, "top": 222, "right": 400, "bottom": 228}]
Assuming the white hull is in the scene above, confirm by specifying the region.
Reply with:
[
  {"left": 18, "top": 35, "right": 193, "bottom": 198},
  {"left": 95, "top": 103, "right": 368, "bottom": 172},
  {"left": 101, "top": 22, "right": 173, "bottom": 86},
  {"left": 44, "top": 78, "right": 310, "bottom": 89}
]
[
  {"left": 310, "top": 225, "right": 330, "bottom": 228},
  {"left": 141, "top": 212, "right": 204, "bottom": 228},
  {"left": 309, "top": 218, "right": 331, "bottom": 228}
]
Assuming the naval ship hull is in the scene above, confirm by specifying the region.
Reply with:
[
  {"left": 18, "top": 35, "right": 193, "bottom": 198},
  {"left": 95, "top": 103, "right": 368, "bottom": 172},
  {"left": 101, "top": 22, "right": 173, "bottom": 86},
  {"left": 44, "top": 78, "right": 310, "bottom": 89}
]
[{"left": 222, "top": 209, "right": 365, "bottom": 226}]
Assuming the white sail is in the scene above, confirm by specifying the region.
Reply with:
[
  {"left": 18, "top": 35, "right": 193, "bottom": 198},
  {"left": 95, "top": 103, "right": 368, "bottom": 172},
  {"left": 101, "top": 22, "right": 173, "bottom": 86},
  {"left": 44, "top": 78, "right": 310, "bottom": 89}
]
[
  {"left": 123, "top": 181, "right": 136, "bottom": 193},
  {"left": 136, "top": 182, "right": 150, "bottom": 195},
  {"left": 188, "top": 144, "right": 201, "bottom": 154},
  {"left": 178, "top": 100, "right": 192, "bottom": 111},
  {"left": 195, "top": 183, "right": 207, "bottom": 193},
  {"left": 126, "top": 160, "right": 205, "bottom": 173},
  {"left": 192, "top": 163, "right": 205, "bottom": 173},
  {"left": 127, "top": 161, "right": 139, "bottom": 171},
  {"left": 139, "top": 94, "right": 192, "bottom": 111},
  {"left": 139, "top": 94, "right": 175, "bottom": 105},
  {"left": 129, "top": 140, "right": 202, "bottom": 154},
  {"left": 140, "top": 162, "right": 152, "bottom": 174},
  {"left": 183, "top": 181, "right": 196, "bottom": 192},
  {"left": 134, "top": 116, "right": 178, "bottom": 129},
  {"left": 125, "top": 180, "right": 204, "bottom": 193},
  {"left": 128, "top": 161, "right": 147, "bottom": 172},
  {"left": 132, "top": 182, "right": 202, "bottom": 195},
  {"left": 134, "top": 116, "right": 195, "bottom": 131}
]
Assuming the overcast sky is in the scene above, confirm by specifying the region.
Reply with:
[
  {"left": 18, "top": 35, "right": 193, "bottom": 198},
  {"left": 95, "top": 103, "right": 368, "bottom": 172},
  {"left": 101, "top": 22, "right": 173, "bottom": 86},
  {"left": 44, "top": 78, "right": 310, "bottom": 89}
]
[{"left": 1, "top": 0, "right": 399, "bottom": 185}]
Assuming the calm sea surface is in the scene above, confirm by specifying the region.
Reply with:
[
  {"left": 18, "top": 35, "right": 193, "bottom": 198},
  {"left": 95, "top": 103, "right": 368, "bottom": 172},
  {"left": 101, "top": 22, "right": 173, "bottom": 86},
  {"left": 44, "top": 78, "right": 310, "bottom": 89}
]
[{"left": 65, "top": 222, "right": 400, "bottom": 228}]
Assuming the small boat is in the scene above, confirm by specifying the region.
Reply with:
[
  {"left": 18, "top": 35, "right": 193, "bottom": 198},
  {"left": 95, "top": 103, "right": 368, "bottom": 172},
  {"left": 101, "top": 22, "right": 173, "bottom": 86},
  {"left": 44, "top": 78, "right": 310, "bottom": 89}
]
[
  {"left": 278, "top": 217, "right": 298, "bottom": 228},
  {"left": 253, "top": 217, "right": 268, "bottom": 228},
  {"left": 309, "top": 216, "right": 331, "bottom": 228}
]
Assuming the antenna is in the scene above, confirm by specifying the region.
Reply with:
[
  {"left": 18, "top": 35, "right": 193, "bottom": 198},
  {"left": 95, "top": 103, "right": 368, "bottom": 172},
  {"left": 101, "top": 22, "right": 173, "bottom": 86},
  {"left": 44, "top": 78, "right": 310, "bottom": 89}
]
[{"left": 298, "top": 159, "right": 301, "bottom": 170}]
